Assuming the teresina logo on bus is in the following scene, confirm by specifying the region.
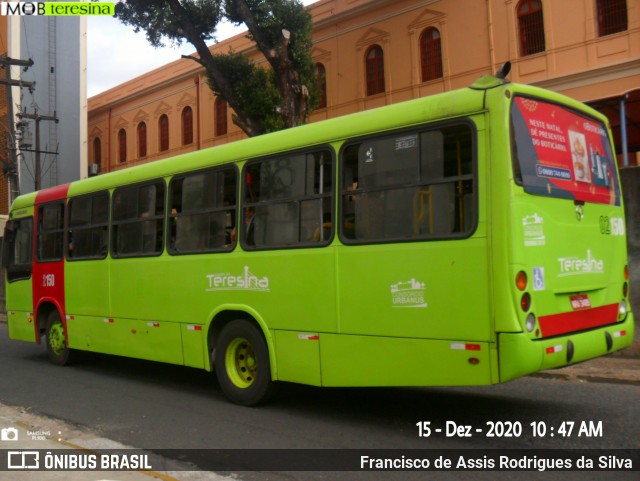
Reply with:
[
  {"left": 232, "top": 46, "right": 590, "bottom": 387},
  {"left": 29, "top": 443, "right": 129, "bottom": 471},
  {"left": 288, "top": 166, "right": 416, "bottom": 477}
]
[
  {"left": 557, "top": 250, "right": 604, "bottom": 277},
  {"left": 206, "top": 266, "right": 270, "bottom": 292}
]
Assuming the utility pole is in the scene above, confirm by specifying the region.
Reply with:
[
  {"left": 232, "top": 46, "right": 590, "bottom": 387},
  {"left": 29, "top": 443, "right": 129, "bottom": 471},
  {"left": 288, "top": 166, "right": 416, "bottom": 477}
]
[
  {"left": 17, "top": 110, "right": 59, "bottom": 191},
  {"left": 0, "top": 56, "right": 35, "bottom": 203}
]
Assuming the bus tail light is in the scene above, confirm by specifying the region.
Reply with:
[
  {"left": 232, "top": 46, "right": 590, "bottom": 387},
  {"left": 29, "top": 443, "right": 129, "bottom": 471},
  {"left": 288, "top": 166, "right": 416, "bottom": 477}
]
[
  {"left": 618, "top": 299, "right": 628, "bottom": 321},
  {"left": 624, "top": 265, "right": 629, "bottom": 281},
  {"left": 623, "top": 282, "right": 628, "bottom": 298},
  {"left": 516, "top": 271, "right": 527, "bottom": 291},
  {"left": 525, "top": 313, "right": 536, "bottom": 332},
  {"left": 520, "top": 293, "right": 531, "bottom": 312}
]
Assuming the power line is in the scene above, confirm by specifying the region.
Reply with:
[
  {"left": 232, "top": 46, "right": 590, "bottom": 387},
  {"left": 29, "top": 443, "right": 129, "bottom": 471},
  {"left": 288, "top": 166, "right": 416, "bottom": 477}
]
[{"left": 0, "top": 55, "right": 35, "bottom": 202}]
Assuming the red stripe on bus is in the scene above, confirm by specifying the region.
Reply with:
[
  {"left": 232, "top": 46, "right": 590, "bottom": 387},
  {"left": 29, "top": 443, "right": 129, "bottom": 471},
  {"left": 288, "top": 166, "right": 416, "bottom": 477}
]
[
  {"left": 34, "top": 183, "right": 71, "bottom": 204},
  {"left": 538, "top": 303, "right": 619, "bottom": 338}
]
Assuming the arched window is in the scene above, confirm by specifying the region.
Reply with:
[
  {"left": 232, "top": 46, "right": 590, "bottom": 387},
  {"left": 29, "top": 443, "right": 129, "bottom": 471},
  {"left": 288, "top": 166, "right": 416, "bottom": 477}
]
[
  {"left": 597, "top": 0, "right": 628, "bottom": 37},
  {"left": 517, "top": 0, "right": 545, "bottom": 56},
  {"left": 420, "top": 27, "right": 443, "bottom": 82},
  {"left": 215, "top": 98, "right": 228, "bottom": 136},
  {"left": 182, "top": 106, "right": 193, "bottom": 145},
  {"left": 159, "top": 114, "right": 169, "bottom": 152},
  {"left": 118, "top": 129, "right": 127, "bottom": 164},
  {"left": 365, "top": 45, "right": 385, "bottom": 96},
  {"left": 137, "top": 122, "right": 147, "bottom": 158},
  {"left": 316, "top": 63, "right": 327, "bottom": 109},
  {"left": 93, "top": 137, "right": 101, "bottom": 165}
]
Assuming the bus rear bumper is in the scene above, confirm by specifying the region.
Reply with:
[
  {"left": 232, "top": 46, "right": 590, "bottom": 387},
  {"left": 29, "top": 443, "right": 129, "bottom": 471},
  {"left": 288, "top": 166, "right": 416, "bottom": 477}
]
[{"left": 498, "top": 311, "right": 635, "bottom": 383}]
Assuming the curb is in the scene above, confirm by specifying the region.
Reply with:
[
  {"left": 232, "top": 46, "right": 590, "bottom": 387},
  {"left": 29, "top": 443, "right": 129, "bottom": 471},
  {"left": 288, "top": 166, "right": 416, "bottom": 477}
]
[
  {"left": 530, "top": 370, "right": 640, "bottom": 386},
  {"left": 0, "top": 403, "right": 233, "bottom": 481}
]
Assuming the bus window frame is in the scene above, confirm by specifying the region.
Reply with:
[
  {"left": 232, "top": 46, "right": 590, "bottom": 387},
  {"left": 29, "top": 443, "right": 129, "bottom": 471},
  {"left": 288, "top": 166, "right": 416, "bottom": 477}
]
[
  {"left": 240, "top": 145, "right": 336, "bottom": 251},
  {"left": 338, "top": 119, "right": 479, "bottom": 246},
  {"left": 66, "top": 190, "right": 110, "bottom": 262},
  {"left": 36, "top": 201, "right": 65, "bottom": 263},
  {"left": 167, "top": 163, "right": 239, "bottom": 256},
  {"left": 110, "top": 179, "right": 167, "bottom": 259}
]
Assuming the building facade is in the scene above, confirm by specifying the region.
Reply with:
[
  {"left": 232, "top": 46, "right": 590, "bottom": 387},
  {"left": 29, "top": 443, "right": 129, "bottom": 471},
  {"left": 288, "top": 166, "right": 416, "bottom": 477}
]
[{"left": 88, "top": 0, "right": 640, "bottom": 173}]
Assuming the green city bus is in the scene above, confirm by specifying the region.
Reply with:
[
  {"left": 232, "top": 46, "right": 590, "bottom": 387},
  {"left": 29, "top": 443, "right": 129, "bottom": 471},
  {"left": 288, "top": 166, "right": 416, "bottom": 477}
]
[{"left": 3, "top": 68, "right": 634, "bottom": 405}]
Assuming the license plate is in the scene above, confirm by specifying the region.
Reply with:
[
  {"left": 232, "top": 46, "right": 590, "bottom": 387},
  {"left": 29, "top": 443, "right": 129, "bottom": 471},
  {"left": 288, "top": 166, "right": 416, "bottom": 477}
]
[{"left": 570, "top": 294, "right": 591, "bottom": 310}]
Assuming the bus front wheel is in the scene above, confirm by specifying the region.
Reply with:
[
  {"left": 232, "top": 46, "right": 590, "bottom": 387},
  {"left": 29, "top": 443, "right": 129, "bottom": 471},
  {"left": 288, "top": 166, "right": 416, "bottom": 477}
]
[
  {"left": 45, "top": 310, "right": 73, "bottom": 366},
  {"left": 214, "top": 319, "right": 275, "bottom": 406}
]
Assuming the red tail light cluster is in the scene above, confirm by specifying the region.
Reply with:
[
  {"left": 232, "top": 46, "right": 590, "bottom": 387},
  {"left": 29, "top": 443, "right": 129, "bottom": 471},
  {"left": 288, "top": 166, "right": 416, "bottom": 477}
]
[
  {"left": 516, "top": 271, "right": 530, "bottom": 312},
  {"left": 516, "top": 271, "right": 536, "bottom": 333}
]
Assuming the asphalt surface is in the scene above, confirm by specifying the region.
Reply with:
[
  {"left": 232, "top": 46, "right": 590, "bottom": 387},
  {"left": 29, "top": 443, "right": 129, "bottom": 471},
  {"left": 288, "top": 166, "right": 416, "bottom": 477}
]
[{"left": 0, "top": 315, "right": 638, "bottom": 481}]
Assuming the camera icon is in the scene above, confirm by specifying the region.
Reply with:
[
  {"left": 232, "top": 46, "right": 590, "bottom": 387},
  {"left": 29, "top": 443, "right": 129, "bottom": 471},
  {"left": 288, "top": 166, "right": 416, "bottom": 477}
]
[{"left": 1, "top": 427, "right": 19, "bottom": 441}]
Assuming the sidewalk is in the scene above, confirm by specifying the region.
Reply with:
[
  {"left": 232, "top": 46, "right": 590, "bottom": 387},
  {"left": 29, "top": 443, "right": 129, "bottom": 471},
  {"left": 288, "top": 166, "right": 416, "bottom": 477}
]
[
  {"left": 0, "top": 402, "right": 231, "bottom": 481},
  {"left": 533, "top": 351, "right": 640, "bottom": 385}
]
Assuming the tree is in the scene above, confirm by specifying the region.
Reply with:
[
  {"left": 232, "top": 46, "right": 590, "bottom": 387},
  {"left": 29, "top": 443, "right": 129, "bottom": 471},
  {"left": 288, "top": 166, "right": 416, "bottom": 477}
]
[{"left": 115, "top": 0, "right": 318, "bottom": 137}]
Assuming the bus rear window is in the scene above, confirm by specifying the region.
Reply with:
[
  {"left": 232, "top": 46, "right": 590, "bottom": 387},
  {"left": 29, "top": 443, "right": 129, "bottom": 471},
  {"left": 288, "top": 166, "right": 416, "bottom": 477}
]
[{"left": 511, "top": 96, "right": 620, "bottom": 206}]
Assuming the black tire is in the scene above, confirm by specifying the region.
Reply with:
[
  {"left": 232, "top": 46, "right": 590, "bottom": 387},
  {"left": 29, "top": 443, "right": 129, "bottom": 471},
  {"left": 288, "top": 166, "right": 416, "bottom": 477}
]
[
  {"left": 214, "top": 319, "right": 276, "bottom": 406},
  {"left": 45, "top": 310, "right": 74, "bottom": 366}
]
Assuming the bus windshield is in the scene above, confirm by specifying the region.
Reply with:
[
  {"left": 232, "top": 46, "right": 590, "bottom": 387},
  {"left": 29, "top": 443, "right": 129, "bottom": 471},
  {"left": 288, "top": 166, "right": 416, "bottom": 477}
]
[{"left": 511, "top": 96, "right": 620, "bottom": 206}]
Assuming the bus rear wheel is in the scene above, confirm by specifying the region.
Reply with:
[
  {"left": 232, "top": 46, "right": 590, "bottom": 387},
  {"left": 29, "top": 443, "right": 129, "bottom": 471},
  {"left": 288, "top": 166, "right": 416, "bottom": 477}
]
[
  {"left": 45, "top": 310, "right": 73, "bottom": 366},
  {"left": 214, "top": 319, "right": 275, "bottom": 406}
]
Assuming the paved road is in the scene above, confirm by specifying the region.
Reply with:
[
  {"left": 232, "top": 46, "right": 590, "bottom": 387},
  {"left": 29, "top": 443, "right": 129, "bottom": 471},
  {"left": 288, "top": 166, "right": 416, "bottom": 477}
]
[{"left": 0, "top": 323, "right": 638, "bottom": 480}]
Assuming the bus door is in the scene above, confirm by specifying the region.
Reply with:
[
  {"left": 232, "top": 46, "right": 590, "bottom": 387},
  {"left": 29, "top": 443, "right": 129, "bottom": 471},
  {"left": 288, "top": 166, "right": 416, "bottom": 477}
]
[
  {"left": 331, "top": 120, "right": 492, "bottom": 384},
  {"left": 3, "top": 212, "right": 35, "bottom": 342},
  {"left": 63, "top": 191, "right": 111, "bottom": 351},
  {"left": 32, "top": 186, "right": 69, "bottom": 337}
]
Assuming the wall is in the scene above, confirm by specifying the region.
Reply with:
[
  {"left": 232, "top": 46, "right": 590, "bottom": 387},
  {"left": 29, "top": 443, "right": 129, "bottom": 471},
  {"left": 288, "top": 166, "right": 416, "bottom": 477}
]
[{"left": 620, "top": 167, "right": 640, "bottom": 354}]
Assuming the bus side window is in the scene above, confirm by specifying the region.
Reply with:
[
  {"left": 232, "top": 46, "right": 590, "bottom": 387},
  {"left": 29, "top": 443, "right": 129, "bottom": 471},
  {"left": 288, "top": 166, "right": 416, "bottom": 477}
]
[
  {"left": 340, "top": 123, "right": 475, "bottom": 243},
  {"left": 36, "top": 202, "right": 64, "bottom": 262},
  {"left": 4, "top": 218, "right": 33, "bottom": 282},
  {"left": 168, "top": 166, "right": 237, "bottom": 254},
  {"left": 68, "top": 192, "right": 109, "bottom": 260},
  {"left": 242, "top": 149, "right": 333, "bottom": 249},
  {"left": 112, "top": 181, "right": 165, "bottom": 258}
]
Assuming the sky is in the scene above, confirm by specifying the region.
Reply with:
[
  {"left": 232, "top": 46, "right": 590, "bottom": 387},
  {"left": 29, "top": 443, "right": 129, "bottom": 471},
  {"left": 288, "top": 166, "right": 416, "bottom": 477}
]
[{"left": 87, "top": 1, "right": 317, "bottom": 98}]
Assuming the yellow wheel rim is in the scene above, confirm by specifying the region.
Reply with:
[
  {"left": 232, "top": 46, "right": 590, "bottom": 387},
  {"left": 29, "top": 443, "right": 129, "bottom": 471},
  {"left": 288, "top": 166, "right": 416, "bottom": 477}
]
[{"left": 225, "top": 337, "right": 257, "bottom": 389}]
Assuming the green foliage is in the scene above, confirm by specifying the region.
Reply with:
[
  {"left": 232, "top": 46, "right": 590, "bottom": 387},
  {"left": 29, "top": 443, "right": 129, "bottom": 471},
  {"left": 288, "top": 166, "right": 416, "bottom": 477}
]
[
  {"left": 207, "top": 52, "right": 286, "bottom": 133},
  {"left": 115, "top": 0, "right": 223, "bottom": 48}
]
